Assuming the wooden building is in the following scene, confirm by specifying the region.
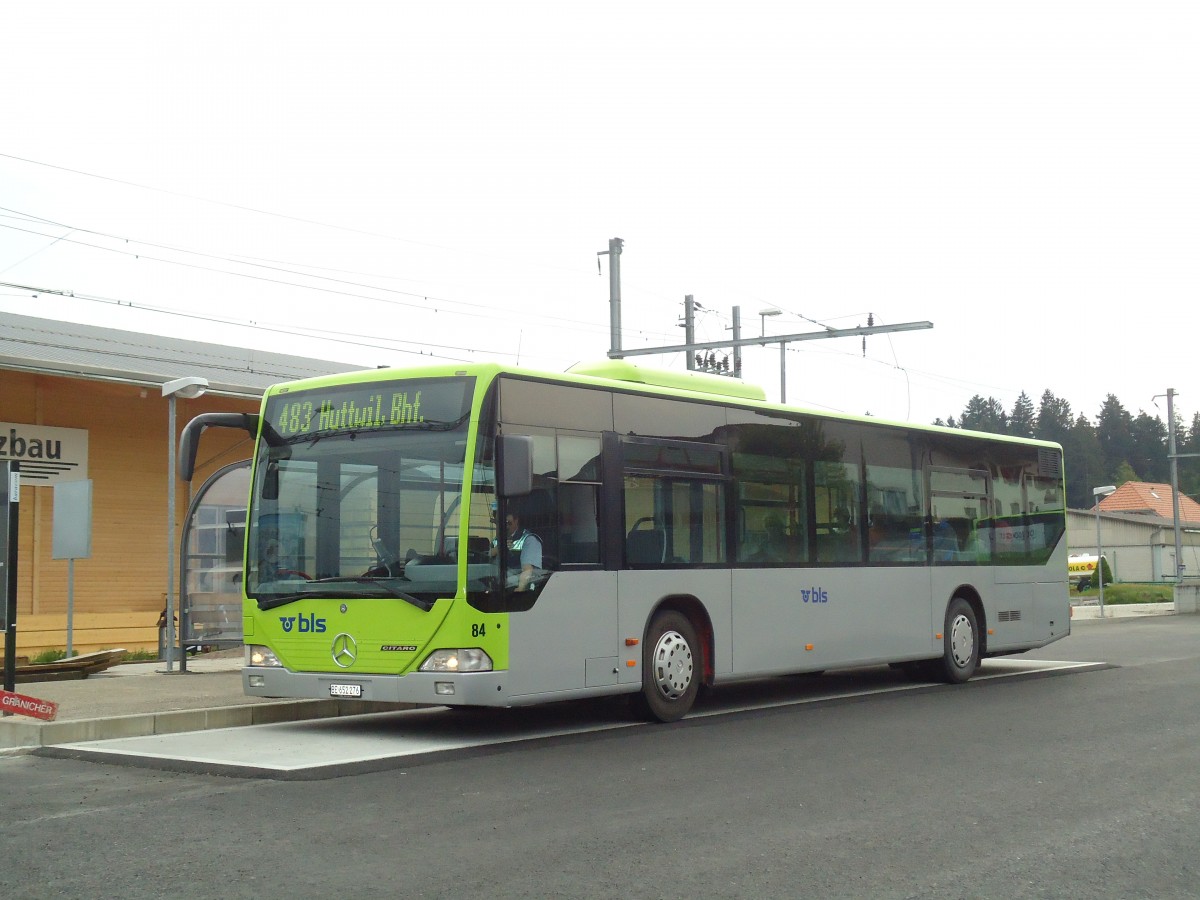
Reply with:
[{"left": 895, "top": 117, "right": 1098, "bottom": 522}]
[{"left": 0, "top": 313, "right": 358, "bottom": 656}]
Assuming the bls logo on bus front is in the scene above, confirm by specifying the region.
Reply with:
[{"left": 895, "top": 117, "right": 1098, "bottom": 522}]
[
  {"left": 279, "top": 613, "right": 327, "bottom": 633},
  {"left": 801, "top": 588, "right": 829, "bottom": 603}
]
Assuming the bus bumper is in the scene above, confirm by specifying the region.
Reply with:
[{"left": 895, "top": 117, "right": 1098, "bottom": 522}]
[{"left": 242, "top": 666, "right": 510, "bottom": 706}]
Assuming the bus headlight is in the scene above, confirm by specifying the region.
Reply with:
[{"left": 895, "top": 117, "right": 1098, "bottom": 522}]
[
  {"left": 419, "top": 649, "right": 493, "bottom": 673},
  {"left": 246, "top": 645, "right": 283, "bottom": 667}
]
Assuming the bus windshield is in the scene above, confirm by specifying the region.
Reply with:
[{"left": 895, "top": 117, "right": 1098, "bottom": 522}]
[{"left": 246, "top": 377, "right": 486, "bottom": 607}]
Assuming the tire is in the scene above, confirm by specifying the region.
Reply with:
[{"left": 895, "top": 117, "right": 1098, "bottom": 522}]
[
  {"left": 635, "top": 610, "right": 701, "bottom": 723},
  {"left": 937, "top": 596, "right": 979, "bottom": 684}
]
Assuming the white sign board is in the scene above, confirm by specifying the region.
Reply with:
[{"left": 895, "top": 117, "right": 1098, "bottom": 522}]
[
  {"left": 53, "top": 479, "right": 93, "bottom": 560},
  {"left": 0, "top": 422, "right": 88, "bottom": 486}
]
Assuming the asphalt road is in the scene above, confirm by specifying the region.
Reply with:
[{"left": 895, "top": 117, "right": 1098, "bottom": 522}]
[{"left": 3, "top": 615, "right": 1199, "bottom": 899}]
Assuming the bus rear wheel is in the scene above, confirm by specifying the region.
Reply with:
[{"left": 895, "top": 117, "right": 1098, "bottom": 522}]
[
  {"left": 636, "top": 611, "right": 701, "bottom": 723},
  {"left": 937, "top": 596, "right": 979, "bottom": 684}
]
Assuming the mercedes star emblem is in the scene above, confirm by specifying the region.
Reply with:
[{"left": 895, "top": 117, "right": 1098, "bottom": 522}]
[{"left": 331, "top": 632, "right": 358, "bottom": 668}]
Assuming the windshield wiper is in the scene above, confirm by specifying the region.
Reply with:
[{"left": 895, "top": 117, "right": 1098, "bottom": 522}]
[
  {"left": 256, "top": 589, "right": 406, "bottom": 611},
  {"left": 308, "top": 577, "right": 436, "bottom": 611},
  {"left": 258, "top": 592, "right": 313, "bottom": 611},
  {"left": 256, "top": 579, "right": 435, "bottom": 612},
  {"left": 364, "top": 413, "right": 471, "bottom": 434}
]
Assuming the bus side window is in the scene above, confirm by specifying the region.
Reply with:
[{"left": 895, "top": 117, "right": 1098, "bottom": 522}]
[
  {"left": 817, "top": 506, "right": 860, "bottom": 563},
  {"left": 626, "top": 522, "right": 666, "bottom": 565},
  {"left": 559, "top": 482, "right": 600, "bottom": 564},
  {"left": 522, "top": 488, "right": 558, "bottom": 569},
  {"left": 815, "top": 462, "right": 862, "bottom": 563},
  {"left": 622, "top": 473, "right": 725, "bottom": 566},
  {"left": 932, "top": 517, "right": 961, "bottom": 562},
  {"left": 558, "top": 434, "right": 602, "bottom": 565}
]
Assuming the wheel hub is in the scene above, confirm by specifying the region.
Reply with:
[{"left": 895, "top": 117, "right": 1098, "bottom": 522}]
[
  {"left": 651, "top": 629, "right": 694, "bottom": 700},
  {"left": 949, "top": 613, "right": 974, "bottom": 667}
]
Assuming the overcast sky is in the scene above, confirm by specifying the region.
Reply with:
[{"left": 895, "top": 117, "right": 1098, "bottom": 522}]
[{"left": 2, "top": 1, "right": 1197, "bottom": 429}]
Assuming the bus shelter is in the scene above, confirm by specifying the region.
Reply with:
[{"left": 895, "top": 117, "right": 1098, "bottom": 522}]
[{"left": 180, "top": 460, "right": 250, "bottom": 650}]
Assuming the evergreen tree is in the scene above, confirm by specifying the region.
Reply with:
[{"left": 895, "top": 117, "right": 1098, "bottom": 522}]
[
  {"left": 1183, "top": 413, "right": 1200, "bottom": 499},
  {"left": 1113, "top": 460, "right": 1141, "bottom": 485},
  {"left": 925, "top": 387, "right": 1189, "bottom": 509},
  {"left": 1009, "top": 392, "right": 1036, "bottom": 438},
  {"left": 959, "top": 395, "right": 1008, "bottom": 434},
  {"left": 1096, "top": 395, "right": 1135, "bottom": 484},
  {"left": 1066, "top": 414, "right": 1105, "bottom": 508},
  {"left": 1035, "top": 390, "right": 1073, "bottom": 443},
  {"left": 1130, "top": 412, "right": 1168, "bottom": 483}
]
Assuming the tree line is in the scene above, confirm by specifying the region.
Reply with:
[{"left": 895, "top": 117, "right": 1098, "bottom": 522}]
[{"left": 933, "top": 391, "right": 1200, "bottom": 510}]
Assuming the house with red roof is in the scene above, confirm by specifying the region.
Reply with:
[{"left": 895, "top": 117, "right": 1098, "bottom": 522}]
[
  {"left": 1067, "top": 482, "right": 1200, "bottom": 584},
  {"left": 1098, "top": 482, "right": 1200, "bottom": 524}
]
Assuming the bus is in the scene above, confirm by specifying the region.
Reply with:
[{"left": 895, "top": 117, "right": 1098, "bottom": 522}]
[{"left": 179, "top": 359, "right": 1069, "bottom": 722}]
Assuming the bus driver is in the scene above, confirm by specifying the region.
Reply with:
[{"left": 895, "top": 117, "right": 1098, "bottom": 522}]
[{"left": 490, "top": 501, "right": 544, "bottom": 591}]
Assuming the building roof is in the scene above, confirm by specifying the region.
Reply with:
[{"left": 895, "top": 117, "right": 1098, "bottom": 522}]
[
  {"left": 1098, "top": 481, "right": 1200, "bottom": 525},
  {"left": 0, "top": 312, "right": 362, "bottom": 397}
]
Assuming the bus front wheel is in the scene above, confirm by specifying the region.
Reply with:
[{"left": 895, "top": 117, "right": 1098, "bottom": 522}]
[
  {"left": 937, "top": 596, "right": 979, "bottom": 684},
  {"left": 636, "top": 611, "right": 701, "bottom": 723}
]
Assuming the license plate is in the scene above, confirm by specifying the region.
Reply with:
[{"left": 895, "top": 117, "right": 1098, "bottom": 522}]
[{"left": 329, "top": 683, "right": 362, "bottom": 698}]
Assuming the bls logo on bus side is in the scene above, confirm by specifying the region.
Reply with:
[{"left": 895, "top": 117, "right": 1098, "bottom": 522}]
[
  {"left": 279, "top": 613, "right": 327, "bottom": 633},
  {"left": 801, "top": 587, "right": 830, "bottom": 604}
]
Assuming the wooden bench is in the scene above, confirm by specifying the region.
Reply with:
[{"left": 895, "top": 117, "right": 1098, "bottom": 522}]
[{"left": 14, "top": 649, "right": 129, "bottom": 683}]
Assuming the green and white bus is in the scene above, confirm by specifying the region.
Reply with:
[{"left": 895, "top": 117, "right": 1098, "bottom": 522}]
[{"left": 180, "top": 359, "right": 1069, "bottom": 722}]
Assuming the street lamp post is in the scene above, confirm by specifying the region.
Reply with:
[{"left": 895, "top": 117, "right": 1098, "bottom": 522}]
[
  {"left": 162, "top": 376, "right": 209, "bottom": 672},
  {"left": 758, "top": 308, "right": 784, "bottom": 402},
  {"left": 1093, "top": 485, "right": 1116, "bottom": 617}
]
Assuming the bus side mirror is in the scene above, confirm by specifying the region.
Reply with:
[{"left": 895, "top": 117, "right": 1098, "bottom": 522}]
[
  {"left": 179, "top": 413, "right": 259, "bottom": 481},
  {"left": 498, "top": 435, "right": 533, "bottom": 498}
]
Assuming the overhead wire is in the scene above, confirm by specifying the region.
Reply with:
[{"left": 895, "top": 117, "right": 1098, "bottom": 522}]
[
  {"left": 0, "top": 152, "right": 451, "bottom": 250},
  {"left": 1, "top": 155, "right": 1030, "bottom": 409},
  {"left": 0, "top": 152, "right": 600, "bottom": 277},
  {"left": 0, "top": 216, "right": 607, "bottom": 335},
  {"left": 0, "top": 157, "right": 745, "bottom": 358},
  {"left": 0, "top": 206, "right": 684, "bottom": 349},
  {"left": 0, "top": 205, "right": 529, "bottom": 317},
  {"left": 0, "top": 280, "right": 481, "bottom": 364}
]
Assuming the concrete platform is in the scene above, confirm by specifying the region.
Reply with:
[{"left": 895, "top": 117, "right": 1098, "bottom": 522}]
[
  {"left": 0, "top": 654, "right": 413, "bottom": 752},
  {"left": 32, "top": 658, "right": 1107, "bottom": 780}
]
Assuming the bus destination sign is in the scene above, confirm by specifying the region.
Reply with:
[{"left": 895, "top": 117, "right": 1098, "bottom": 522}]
[{"left": 269, "top": 379, "right": 472, "bottom": 439}]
